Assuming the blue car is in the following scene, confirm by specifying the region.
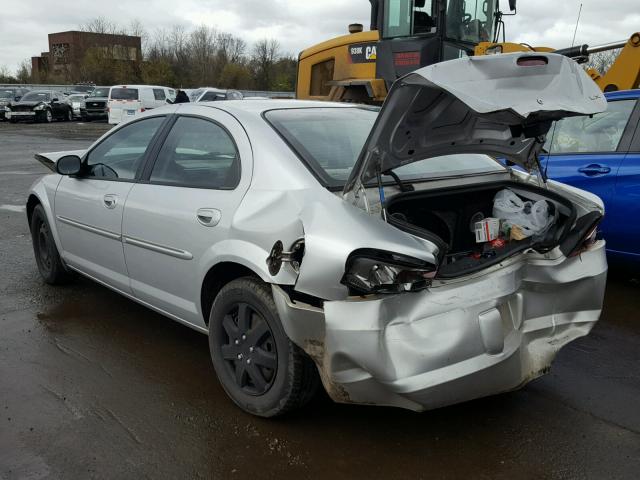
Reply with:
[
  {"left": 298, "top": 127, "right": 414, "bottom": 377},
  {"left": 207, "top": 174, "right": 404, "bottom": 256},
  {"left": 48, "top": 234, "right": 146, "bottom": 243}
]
[{"left": 543, "top": 89, "right": 640, "bottom": 264}]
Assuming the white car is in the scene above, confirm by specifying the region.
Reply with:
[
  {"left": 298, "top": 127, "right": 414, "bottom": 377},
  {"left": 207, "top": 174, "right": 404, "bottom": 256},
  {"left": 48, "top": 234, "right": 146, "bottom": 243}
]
[{"left": 28, "top": 53, "right": 607, "bottom": 417}]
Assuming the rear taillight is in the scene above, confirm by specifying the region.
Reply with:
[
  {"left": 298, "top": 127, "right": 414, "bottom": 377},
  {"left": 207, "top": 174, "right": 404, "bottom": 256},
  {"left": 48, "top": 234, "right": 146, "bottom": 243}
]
[{"left": 141, "top": 108, "right": 145, "bottom": 112}]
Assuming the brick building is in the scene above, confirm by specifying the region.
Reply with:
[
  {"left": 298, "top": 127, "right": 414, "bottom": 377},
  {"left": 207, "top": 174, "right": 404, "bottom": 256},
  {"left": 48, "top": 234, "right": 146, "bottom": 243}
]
[{"left": 31, "top": 31, "right": 142, "bottom": 81}]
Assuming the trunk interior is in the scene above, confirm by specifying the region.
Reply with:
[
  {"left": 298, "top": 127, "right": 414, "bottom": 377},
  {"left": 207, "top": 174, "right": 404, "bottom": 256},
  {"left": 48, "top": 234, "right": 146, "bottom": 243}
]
[{"left": 386, "top": 181, "right": 577, "bottom": 278}]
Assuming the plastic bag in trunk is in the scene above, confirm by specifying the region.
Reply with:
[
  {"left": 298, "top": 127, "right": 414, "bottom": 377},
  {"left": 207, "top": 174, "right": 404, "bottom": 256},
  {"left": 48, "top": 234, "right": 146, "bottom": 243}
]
[{"left": 493, "top": 189, "right": 555, "bottom": 238}]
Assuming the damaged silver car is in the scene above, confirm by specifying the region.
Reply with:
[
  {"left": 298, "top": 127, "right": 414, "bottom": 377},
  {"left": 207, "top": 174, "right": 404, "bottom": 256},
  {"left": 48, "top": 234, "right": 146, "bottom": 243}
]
[{"left": 27, "top": 52, "right": 607, "bottom": 417}]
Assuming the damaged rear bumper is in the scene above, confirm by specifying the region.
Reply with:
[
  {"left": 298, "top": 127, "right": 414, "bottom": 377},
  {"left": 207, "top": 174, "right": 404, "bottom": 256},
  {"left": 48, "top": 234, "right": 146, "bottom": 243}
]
[{"left": 273, "top": 242, "right": 607, "bottom": 411}]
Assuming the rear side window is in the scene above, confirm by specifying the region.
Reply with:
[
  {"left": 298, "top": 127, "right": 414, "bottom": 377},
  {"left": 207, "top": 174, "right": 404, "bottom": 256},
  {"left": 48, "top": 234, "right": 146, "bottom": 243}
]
[
  {"left": 111, "top": 88, "right": 139, "bottom": 100},
  {"left": 546, "top": 99, "right": 636, "bottom": 154},
  {"left": 153, "top": 88, "right": 166, "bottom": 101},
  {"left": 150, "top": 116, "right": 240, "bottom": 189},
  {"left": 85, "top": 116, "right": 164, "bottom": 180}
]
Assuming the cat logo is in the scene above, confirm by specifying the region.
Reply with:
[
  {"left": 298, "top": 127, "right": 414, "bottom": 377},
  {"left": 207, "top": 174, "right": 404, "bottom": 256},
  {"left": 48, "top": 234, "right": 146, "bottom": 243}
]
[{"left": 349, "top": 42, "right": 378, "bottom": 63}]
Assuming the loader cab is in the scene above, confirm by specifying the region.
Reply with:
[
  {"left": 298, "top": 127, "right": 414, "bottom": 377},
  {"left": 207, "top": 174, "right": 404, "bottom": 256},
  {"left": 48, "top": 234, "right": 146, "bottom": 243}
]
[{"left": 371, "top": 0, "right": 508, "bottom": 85}]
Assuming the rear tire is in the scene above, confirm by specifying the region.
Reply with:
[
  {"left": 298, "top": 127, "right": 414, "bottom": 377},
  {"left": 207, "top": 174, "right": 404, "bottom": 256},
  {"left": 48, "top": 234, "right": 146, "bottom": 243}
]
[
  {"left": 30, "top": 204, "right": 71, "bottom": 284},
  {"left": 208, "top": 277, "right": 319, "bottom": 417}
]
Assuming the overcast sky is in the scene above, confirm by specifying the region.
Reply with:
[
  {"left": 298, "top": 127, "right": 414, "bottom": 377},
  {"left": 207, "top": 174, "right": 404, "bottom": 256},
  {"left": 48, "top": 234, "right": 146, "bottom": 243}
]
[{"left": 1, "top": 0, "right": 638, "bottom": 72}]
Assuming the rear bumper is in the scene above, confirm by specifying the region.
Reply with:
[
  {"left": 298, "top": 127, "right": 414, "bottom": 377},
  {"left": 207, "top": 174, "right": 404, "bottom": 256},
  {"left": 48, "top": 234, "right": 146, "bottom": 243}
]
[{"left": 274, "top": 242, "right": 607, "bottom": 411}]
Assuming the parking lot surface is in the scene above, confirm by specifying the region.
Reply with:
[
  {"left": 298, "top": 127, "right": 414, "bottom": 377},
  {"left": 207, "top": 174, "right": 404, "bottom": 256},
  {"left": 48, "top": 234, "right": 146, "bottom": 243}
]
[{"left": 1, "top": 121, "right": 639, "bottom": 479}]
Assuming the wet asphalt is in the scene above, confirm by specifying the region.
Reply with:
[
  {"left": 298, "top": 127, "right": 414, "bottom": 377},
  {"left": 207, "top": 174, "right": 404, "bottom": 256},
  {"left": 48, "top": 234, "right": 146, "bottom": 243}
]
[{"left": 0, "top": 121, "right": 639, "bottom": 480}]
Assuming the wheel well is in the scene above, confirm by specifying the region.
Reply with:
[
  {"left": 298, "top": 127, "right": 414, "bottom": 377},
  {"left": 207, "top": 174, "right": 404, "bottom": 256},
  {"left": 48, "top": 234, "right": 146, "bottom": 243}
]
[
  {"left": 26, "top": 195, "right": 41, "bottom": 225},
  {"left": 201, "top": 262, "right": 259, "bottom": 326}
]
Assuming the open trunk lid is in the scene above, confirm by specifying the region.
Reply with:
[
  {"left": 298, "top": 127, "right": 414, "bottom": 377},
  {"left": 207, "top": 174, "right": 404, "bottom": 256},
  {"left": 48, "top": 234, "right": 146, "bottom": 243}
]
[{"left": 344, "top": 53, "right": 606, "bottom": 195}]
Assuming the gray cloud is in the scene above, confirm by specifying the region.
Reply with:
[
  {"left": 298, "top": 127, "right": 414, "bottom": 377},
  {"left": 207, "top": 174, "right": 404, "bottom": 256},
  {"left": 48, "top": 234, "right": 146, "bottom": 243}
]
[{"left": 0, "top": 0, "right": 636, "bottom": 73}]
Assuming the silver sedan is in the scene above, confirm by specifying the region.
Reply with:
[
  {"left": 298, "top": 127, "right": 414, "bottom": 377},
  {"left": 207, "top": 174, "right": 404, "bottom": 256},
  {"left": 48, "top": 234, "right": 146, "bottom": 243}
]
[{"left": 27, "top": 53, "right": 608, "bottom": 417}]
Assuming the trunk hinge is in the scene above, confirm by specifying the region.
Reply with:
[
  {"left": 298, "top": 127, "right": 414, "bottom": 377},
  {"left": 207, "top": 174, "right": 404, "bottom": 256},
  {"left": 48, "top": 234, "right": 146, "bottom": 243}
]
[{"left": 376, "top": 165, "right": 388, "bottom": 222}]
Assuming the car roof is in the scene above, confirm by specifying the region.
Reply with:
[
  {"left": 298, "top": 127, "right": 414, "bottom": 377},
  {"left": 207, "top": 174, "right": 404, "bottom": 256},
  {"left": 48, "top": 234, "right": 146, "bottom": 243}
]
[
  {"left": 604, "top": 89, "right": 640, "bottom": 101},
  {"left": 199, "top": 99, "right": 359, "bottom": 115}
]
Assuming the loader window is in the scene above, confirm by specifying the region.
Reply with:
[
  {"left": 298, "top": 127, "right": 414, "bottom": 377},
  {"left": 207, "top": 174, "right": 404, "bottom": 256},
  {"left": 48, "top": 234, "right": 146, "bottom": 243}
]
[
  {"left": 383, "top": 0, "right": 436, "bottom": 38},
  {"left": 446, "top": 0, "right": 497, "bottom": 44},
  {"left": 310, "top": 59, "right": 335, "bottom": 97}
]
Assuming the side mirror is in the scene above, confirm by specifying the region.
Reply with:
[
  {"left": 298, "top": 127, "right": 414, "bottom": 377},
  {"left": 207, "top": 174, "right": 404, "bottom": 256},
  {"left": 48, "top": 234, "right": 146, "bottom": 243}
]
[
  {"left": 56, "top": 155, "right": 82, "bottom": 176},
  {"left": 51, "top": 97, "right": 59, "bottom": 103},
  {"left": 15, "top": 96, "right": 20, "bottom": 101},
  {"left": 509, "top": 0, "right": 517, "bottom": 11}
]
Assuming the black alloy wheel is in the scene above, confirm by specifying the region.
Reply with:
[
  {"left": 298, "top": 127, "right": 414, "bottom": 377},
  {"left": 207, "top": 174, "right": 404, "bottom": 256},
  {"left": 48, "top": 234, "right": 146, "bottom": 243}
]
[
  {"left": 221, "top": 302, "right": 277, "bottom": 395},
  {"left": 209, "top": 277, "right": 319, "bottom": 417},
  {"left": 66, "top": 108, "right": 73, "bottom": 121}
]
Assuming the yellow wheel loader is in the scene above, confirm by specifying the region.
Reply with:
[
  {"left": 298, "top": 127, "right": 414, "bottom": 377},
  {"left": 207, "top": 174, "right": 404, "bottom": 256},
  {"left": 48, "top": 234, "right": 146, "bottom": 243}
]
[{"left": 296, "top": 0, "right": 639, "bottom": 103}]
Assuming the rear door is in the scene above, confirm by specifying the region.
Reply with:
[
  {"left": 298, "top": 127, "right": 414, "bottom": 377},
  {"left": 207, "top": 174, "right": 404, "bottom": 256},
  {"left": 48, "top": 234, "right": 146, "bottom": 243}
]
[
  {"left": 544, "top": 98, "right": 638, "bottom": 240},
  {"left": 121, "top": 106, "right": 252, "bottom": 327},
  {"left": 108, "top": 87, "right": 141, "bottom": 124},
  {"left": 54, "top": 115, "right": 169, "bottom": 292}
]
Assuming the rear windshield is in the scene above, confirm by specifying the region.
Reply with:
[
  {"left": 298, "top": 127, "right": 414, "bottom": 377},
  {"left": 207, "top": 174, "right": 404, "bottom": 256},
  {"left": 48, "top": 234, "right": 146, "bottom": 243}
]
[
  {"left": 21, "top": 91, "right": 50, "bottom": 102},
  {"left": 265, "top": 107, "right": 504, "bottom": 188},
  {"left": 110, "top": 88, "right": 139, "bottom": 100}
]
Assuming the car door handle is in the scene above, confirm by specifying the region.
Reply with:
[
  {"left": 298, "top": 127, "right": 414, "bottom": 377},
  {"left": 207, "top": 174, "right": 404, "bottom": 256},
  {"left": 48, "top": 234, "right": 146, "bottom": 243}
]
[
  {"left": 578, "top": 164, "right": 611, "bottom": 176},
  {"left": 103, "top": 194, "right": 118, "bottom": 209},
  {"left": 196, "top": 208, "right": 221, "bottom": 227}
]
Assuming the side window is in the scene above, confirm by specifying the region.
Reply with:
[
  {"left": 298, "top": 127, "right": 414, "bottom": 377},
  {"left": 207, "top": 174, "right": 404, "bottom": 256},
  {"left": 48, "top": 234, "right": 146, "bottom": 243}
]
[
  {"left": 153, "top": 88, "right": 166, "bottom": 101},
  {"left": 546, "top": 100, "right": 637, "bottom": 154},
  {"left": 85, "top": 116, "right": 165, "bottom": 180},
  {"left": 150, "top": 116, "right": 240, "bottom": 189}
]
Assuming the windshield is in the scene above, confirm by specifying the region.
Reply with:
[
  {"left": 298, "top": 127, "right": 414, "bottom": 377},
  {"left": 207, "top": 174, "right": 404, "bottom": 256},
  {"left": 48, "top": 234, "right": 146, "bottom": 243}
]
[
  {"left": 21, "top": 91, "right": 50, "bottom": 102},
  {"left": 0, "top": 90, "right": 16, "bottom": 99},
  {"left": 74, "top": 85, "right": 94, "bottom": 93},
  {"left": 446, "top": 0, "right": 496, "bottom": 43},
  {"left": 110, "top": 88, "right": 139, "bottom": 100},
  {"left": 266, "top": 107, "right": 504, "bottom": 188},
  {"left": 189, "top": 89, "right": 205, "bottom": 102},
  {"left": 89, "top": 87, "right": 110, "bottom": 97}
]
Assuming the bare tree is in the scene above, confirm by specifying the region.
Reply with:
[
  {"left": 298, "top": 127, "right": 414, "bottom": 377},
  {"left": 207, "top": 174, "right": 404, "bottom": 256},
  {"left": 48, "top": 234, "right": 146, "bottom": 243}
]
[
  {"left": 251, "top": 39, "right": 281, "bottom": 90},
  {"left": 80, "top": 16, "right": 117, "bottom": 35},
  {"left": 190, "top": 25, "right": 218, "bottom": 85},
  {"left": 15, "top": 59, "right": 32, "bottom": 83},
  {"left": 585, "top": 49, "right": 621, "bottom": 75}
]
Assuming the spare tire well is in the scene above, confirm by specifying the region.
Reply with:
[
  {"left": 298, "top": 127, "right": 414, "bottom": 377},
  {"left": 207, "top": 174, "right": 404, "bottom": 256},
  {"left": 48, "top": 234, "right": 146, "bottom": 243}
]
[{"left": 201, "top": 263, "right": 259, "bottom": 326}]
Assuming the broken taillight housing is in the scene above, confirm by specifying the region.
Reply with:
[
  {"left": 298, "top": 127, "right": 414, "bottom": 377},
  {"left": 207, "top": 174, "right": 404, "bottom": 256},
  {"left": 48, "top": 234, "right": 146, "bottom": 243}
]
[
  {"left": 568, "top": 224, "right": 599, "bottom": 257},
  {"left": 341, "top": 249, "right": 436, "bottom": 295}
]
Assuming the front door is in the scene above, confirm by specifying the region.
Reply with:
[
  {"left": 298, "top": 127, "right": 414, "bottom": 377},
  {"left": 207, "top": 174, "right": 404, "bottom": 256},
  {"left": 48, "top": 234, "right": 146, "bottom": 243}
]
[
  {"left": 122, "top": 107, "right": 252, "bottom": 328},
  {"left": 544, "top": 98, "right": 638, "bottom": 240},
  {"left": 54, "top": 115, "right": 167, "bottom": 292}
]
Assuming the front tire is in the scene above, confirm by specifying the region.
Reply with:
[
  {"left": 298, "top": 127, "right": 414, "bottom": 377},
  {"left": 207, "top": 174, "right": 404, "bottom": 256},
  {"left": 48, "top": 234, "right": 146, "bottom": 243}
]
[
  {"left": 30, "top": 204, "right": 71, "bottom": 284},
  {"left": 41, "top": 109, "right": 53, "bottom": 123},
  {"left": 209, "top": 277, "right": 319, "bottom": 417},
  {"left": 66, "top": 108, "right": 73, "bottom": 121}
]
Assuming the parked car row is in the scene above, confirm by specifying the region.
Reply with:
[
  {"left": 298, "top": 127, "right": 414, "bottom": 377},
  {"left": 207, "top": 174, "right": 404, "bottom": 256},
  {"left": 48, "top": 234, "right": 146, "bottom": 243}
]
[{"left": 1, "top": 84, "right": 252, "bottom": 125}]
